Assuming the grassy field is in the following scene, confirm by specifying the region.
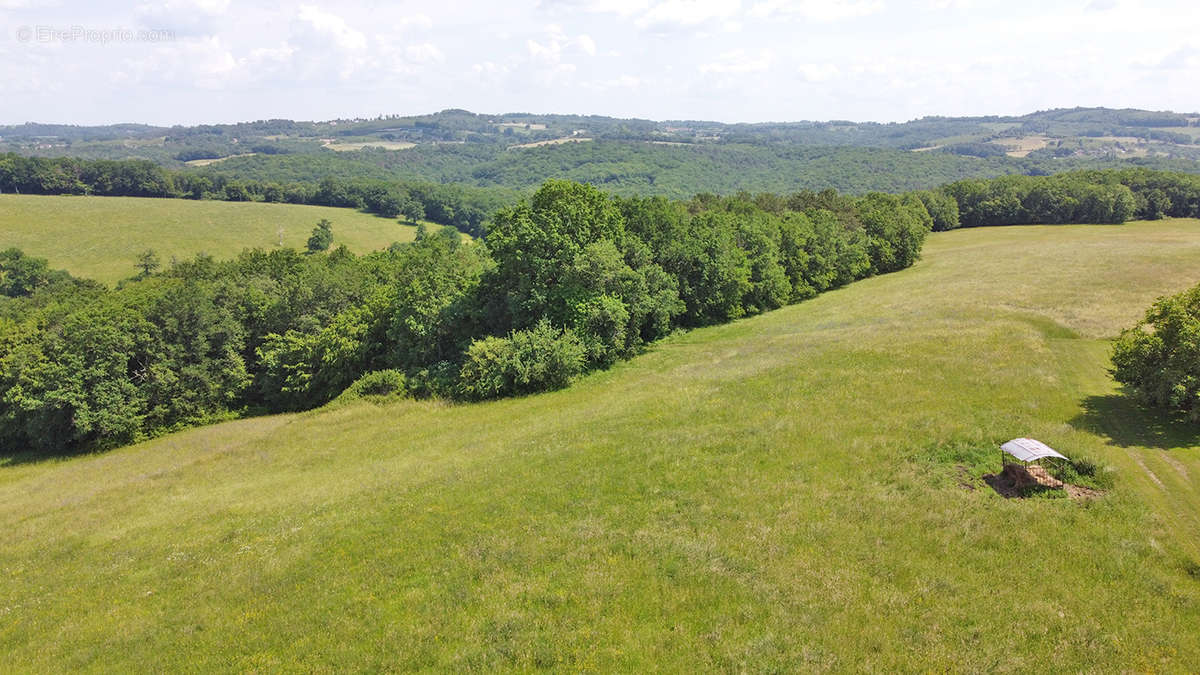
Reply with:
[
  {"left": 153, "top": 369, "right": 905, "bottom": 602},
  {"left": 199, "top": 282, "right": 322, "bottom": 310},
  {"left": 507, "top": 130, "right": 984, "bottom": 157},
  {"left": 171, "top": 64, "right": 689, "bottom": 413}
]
[
  {"left": 0, "top": 194, "right": 424, "bottom": 284},
  {"left": 3, "top": 220, "right": 1200, "bottom": 670},
  {"left": 323, "top": 141, "right": 417, "bottom": 151}
]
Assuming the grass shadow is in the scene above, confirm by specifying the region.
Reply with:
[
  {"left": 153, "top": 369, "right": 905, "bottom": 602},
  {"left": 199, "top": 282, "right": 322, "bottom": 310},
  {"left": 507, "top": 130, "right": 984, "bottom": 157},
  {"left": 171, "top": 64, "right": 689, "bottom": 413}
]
[{"left": 1070, "top": 392, "right": 1200, "bottom": 450}]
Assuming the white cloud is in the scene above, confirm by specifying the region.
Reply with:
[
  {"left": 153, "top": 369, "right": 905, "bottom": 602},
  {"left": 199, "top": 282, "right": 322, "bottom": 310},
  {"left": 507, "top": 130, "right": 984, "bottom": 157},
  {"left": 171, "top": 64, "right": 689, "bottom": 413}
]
[
  {"left": 295, "top": 4, "right": 367, "bottom": 52},
  {"left": 926, "top": 0, "right": 971, "bottom": 9},
  {"left": 699, "top": 48, "right": 773, "bottom": 74},
  {"left": 116, "top": 36, "right": 241, "bottom": 89},
  {"left": 797, "top": 62, "right": 838, "bottom": 81},
  {"left": 0, "top": 0, "right": 59, "bottom": 8},
  {"left": 135, "top": 0, "right": 233, "bottom": 36},
  {"left": 472, "top": 60, "right": 510, "bottom": 76},
  {"left": 526, "top": 25, "right": 597, "bottom": 63},
  {"left": 1135, "top": 44, "right": 1200, "bottom": 71},
  {"left": 405, "top": 42, "right": 445, "bottom": 64},
  {"left": 539, "top": 0, "right": 651, "bottom": 16},
  {"left": 636, "top": 0, "right": 742, "bottom": 29},
  {"left": 749, "top": 0, "right": 884, "bottom": 21},
  {"left": 398, "top": 14, "right": 435, "bottom": 32},
  {"left": 2, "top": 0, "right": 1200, "bottom": 126},
  {"left": 576, "top": 34, "right": 597, "bottom": 56}
]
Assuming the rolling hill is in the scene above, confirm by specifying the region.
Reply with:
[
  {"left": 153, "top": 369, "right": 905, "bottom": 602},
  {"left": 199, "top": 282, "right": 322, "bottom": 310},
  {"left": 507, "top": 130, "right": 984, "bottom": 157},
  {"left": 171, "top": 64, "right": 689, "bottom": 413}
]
[
  {"left": 5, "top": 107, "right": 1200, "bottom": 201},
  {"left": 2, "top": 219, "right": 1199, "bottom": 669}
]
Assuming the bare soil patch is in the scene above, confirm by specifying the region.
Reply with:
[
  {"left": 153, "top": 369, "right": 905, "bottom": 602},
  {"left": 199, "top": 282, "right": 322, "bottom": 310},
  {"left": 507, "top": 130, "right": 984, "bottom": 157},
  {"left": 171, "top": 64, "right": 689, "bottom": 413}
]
[{"left": 982, "top": 464, "right": 1103, "bottom": 501}]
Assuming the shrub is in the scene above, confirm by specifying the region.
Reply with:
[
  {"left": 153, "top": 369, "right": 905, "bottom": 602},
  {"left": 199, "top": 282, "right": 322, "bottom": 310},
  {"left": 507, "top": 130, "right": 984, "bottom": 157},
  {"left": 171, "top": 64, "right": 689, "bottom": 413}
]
[
  {"left": 458, "top": 321, "right": 586, "bottom": 400},
  {"left": 1112, "top": 283, "right": 1200, "bottom": 420},
  {"left": 335, "top": 369, "right": 407, "bottom": 403}
]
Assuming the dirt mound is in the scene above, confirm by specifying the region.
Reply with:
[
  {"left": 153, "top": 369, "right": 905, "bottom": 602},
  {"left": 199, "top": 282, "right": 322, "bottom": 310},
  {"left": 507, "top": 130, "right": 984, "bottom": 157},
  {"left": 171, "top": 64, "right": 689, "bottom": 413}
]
[{"left": 982, "top": 464, "right": 1102, "bottom": 500}]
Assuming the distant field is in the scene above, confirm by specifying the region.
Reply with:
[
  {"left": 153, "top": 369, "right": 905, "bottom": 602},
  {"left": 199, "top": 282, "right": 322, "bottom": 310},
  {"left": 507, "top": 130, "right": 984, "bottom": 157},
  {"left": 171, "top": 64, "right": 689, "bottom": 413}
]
[
  {"left": 2, "top": 220, "right": 1200, "bottom": 669},
  {"left": 508, "top": 136, "right": 592, "bottom": 149},
  {"left": 1154, "top": 126, "right": 1200, "bottom": 139},
  {"left": 1001, "top": 134, "right": 1052, "bottom": 157},
  {"left": 0, "top": 194, "right": 423, "bottom": 284},
  {"left": 184, "top": 153, "right": 257, "bottom": 166},
  {"left": 322, "top": 141, "right": 416, "bottom": 151}
]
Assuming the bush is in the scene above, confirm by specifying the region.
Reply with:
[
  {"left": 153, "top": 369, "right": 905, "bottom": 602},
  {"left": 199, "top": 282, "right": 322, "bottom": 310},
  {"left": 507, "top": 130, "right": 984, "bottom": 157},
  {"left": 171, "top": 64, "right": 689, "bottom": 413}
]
[
  {"left": 1112, "top": 283, "right": 1200, "bottom": 420},
  {"left": 458, "top": 320, "right": 586, "bottom": 400},
  {"left": 335, "top": 369, "right": 407, "bottom": 403}
]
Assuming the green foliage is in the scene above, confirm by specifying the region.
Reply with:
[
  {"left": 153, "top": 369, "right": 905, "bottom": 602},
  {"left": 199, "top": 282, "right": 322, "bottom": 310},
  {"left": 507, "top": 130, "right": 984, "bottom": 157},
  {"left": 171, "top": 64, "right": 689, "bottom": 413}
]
[
  {"left": 0, "top": 248, "right": 52, "bottom": 297},
  {"left": 660, "top": 211, "right": 751, "bottom": 326},
  {"left": 333, "top": 369, "right": 408, "bottom": 404},
  {"left": 306, "top": 218, "right": 333, "bottom": 253},
  {"left": 486, "top": 180, "right": 626, "bottom": 329},
  {"left": 1, "top": 302, "right": 153, "bottom": 451},
  {"left": 1112, "top": 283, "right": 1200, "bottom": 420},
  {"left": 913, "top": 189, "right": 961, "bottom": 232},
  {"left": 256, "top": 286, "right": 393, "bottom": 411},
  {"left": 458, "top": 320, "right": 586, "bottom": 400},
  {"left": 943, "top": 173, "right": 1140, "bottom": 228},
  {"left": 386, "top": 232, "right": 488, "bottom": 370},
  {"left": 1051, "top": 455, "right": 1115, "bottom": 491},
  {"left": 135, "top": 249, "right": 161, "bottom": 278},
  {"left": 858, "top": 192, "right": 933, "bottom": 275}
]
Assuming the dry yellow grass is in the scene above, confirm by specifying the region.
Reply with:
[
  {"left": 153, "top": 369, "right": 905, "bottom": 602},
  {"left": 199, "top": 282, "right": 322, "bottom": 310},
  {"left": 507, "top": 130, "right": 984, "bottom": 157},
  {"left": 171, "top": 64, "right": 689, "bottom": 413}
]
[
  {"left": 508, "top": 137, "right": 593, "bottom": 149},
  {"left": 1001, "top": 134, "right": 1051, "bottom": 157},
  {"left": 321, "top": 140, "right": 416, "bottom": 152},
  {"left": 183, "top": 153, "right": 258, "bottom": 166}
]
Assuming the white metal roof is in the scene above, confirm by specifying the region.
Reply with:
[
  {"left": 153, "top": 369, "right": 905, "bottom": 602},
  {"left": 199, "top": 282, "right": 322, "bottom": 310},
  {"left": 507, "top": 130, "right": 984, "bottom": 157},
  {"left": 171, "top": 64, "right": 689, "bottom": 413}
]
[{"left": 1001, "top": 438, "right": 1068, "bottom": 462}]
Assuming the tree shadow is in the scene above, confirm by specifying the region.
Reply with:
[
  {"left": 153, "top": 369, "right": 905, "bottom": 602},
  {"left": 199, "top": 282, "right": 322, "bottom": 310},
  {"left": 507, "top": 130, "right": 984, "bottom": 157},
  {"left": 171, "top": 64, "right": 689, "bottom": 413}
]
[
  {"left": 1070, "top": 392, "right": 1200, "bottom": 450},
  {"left": 0, "top": 448, "right": 73, "bottom": 469}
]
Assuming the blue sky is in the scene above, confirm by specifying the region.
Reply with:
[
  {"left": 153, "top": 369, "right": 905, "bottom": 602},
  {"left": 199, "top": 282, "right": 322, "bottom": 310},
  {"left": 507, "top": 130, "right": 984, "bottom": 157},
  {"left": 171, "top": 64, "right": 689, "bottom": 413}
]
[{"left": 0, "top": 0, "right": 1196, "bottom": 125}]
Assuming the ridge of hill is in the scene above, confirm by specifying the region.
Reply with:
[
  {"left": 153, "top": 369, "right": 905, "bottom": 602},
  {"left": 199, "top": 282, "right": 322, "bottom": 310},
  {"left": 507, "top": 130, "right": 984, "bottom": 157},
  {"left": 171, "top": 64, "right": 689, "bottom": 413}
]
[{"left": 4, "top": 107, "right": 1200, "bottom": 199}]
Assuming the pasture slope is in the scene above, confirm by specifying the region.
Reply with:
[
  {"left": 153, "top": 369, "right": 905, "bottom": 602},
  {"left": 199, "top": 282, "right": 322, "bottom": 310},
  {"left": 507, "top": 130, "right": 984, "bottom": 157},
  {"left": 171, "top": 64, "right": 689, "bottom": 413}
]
[
  {"left": 0, "top": 194, "right": 426, "bottom": 284},
  {"left": 3, "top": 220, "right": 1200, "bottom": 670}
]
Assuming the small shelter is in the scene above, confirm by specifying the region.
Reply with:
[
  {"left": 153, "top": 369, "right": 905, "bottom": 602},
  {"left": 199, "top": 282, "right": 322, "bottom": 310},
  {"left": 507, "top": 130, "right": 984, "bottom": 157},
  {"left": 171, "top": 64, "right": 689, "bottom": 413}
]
[{"left": 1000, "top": 437, "right": 1068, "bottom": 469}]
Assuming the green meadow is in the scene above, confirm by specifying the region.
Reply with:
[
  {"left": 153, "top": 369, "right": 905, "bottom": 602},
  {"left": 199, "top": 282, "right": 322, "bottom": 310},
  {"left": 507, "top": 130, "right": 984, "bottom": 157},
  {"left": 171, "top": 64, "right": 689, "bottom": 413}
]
[
  {"left": 0, "top": 194, "right": 425, "bottom": 284},
  {"left": 2, "top": 219, "right": 1200, "bottom": 670}
]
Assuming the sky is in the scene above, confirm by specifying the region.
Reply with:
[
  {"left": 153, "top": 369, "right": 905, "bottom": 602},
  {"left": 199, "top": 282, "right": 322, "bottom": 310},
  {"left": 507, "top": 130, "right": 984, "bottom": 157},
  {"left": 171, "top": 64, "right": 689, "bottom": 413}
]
[{"left": 0, "top": 0, "right": 1197, "bottom": 126}]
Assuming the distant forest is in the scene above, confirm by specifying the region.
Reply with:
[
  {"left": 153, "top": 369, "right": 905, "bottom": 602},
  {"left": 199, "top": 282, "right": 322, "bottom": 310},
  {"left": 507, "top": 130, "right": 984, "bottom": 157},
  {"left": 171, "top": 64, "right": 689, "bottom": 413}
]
[{"left": 3, "top": 107, "right": 1199, "bottom": 202}]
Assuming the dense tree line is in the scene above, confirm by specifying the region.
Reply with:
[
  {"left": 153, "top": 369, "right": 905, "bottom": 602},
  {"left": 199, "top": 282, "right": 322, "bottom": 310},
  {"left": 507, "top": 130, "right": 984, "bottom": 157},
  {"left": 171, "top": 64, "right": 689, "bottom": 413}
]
[
  {"left": 918, "top": 169, "right": 1200, "bottom": 230},
  {"left": 0, "top": 153, "right": 499, "bottom": 237},
  {"left": 7, "top": 145, "right": 1200, "bottom": 229},
  {"left": 0, "top": 180, "right": 931, "bottom": 455}
]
